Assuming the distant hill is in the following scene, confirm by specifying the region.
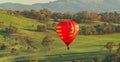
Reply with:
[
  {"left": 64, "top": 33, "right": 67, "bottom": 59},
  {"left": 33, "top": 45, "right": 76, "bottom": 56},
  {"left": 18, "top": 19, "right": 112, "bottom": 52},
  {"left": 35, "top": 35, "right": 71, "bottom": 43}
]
[{"left": 0, "top": 0, "right": 120, "bottom": 13}]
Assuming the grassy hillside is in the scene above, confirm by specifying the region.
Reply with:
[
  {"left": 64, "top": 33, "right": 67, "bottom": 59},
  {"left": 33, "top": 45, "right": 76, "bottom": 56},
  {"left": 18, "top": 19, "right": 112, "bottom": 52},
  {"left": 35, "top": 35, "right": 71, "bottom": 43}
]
[
  {"left": 0, "top": 13, "right": 41, "bottom": 29},
  {"left": 0, "top": 32, "right": 120, "bottom": 62},
  {"left": 0, "top": 12, "right": 120, "bottom": 62}
]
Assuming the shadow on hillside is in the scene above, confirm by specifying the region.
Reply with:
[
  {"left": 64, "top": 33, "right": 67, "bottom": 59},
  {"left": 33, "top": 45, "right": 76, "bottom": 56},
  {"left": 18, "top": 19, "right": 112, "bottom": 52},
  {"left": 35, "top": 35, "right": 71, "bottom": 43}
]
[
  {"left": 12, "top": 51, "right": 107, "bottom": 62},
  {"left": 0, "top": 30, "right": 10, "bottom": 37},
  {"left": 23, "top": 28, "right": 37, "bottom": 32},
  {"left": 40, "top": 52, "right": 106, "bottom": 62}
]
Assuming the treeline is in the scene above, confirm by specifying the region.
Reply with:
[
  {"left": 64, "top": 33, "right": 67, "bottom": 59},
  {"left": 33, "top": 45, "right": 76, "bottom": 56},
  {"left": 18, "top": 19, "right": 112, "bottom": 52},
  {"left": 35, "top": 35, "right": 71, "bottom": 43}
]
[
  {"left": 36, "top": 22, "right": 120, "bottom": 35},
  {"left": 2, "top": 8, "right": 120, "bottom": 23},
  {"left": 79, "top": 23, "right": 120, "bottom": 35},
  {"left": 5, "top": 8, "right": 52, "bottom": 23},
  {"left": 21, "top": 8, "right": 52, "bottom": 23},
  {"left": 0, "top": 9, "right": 120, "bottom": 35}
]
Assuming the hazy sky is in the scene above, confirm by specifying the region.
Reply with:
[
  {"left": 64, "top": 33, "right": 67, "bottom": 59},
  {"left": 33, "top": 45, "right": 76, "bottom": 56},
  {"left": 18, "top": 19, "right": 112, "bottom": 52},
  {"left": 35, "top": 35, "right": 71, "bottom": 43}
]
[{"left": 0, "top": 0, "right": 56, "bottom": 5}]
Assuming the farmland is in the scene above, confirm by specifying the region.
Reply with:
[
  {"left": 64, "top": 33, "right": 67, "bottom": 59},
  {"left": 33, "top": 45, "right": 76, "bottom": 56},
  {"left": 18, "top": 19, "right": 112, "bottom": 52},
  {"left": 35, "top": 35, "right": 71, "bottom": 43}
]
[{"left": 0, "top": 10, "right": 120, "bottom": 62}]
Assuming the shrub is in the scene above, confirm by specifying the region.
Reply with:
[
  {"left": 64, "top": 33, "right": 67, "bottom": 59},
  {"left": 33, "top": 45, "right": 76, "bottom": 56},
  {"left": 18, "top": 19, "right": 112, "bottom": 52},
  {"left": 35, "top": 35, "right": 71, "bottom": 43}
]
[
  {"left": 41, "top": 35, "right": 54, "bottom": 50},
  {"left": 5, "top": 24, "right": 18, "bottom": 34},
  {"left": 0, "top": 43, "right": 6, "bottom": 50},
  {"left": 10, "top": 48, "right": 17, "bottom": 53},
  {"left": 104, "top": 42, "right": 115, "bottom": 52},
  {"left": 37, "top": 24, "right": 47, "bottom": 32}
]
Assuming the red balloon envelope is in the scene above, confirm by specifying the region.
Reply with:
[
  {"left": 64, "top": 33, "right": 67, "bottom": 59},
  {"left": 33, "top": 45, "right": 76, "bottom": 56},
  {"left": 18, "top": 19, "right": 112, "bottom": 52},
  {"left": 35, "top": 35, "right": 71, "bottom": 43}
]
[{"left": 56, "top": 20, "right": 79, "bottom": 49}]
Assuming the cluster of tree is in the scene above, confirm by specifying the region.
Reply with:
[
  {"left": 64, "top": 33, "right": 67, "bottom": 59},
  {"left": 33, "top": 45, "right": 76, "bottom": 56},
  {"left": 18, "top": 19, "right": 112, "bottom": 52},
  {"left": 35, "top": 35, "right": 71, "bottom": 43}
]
[
  {"left": 73, "top": 11, "right": 101, "bottom": 23},
  {"left": 6, "top": 10, "right": 20, "bottom": 16},
  {"left": 115, "top": 25, "right": 120, "bottom": 32},
  {"left": 51, "top": 12, "right": 73, "bottom": 21},
  {"left": 51, "top": 11, "right": 101, "bottom": 23},
  {"left": 2, "top": 9, "right": 120, "bottom": 24},
  {"left": 79, "top": 23, "right": 120, "bottom": 35},
  {"left": 52, "top": 11, "right": 120, "bottom": 24},
  {"left": 20, "top": 8, "right": 52, "bottom": 22},
  {"left": 36, "top": 22, "right": 120, "bottom": 35},
  {"left": 3, "top": 8, "right": 51, "bottom": 22},
  {"left": 101, "top": 12, "right": 120, "bottom": 23}
]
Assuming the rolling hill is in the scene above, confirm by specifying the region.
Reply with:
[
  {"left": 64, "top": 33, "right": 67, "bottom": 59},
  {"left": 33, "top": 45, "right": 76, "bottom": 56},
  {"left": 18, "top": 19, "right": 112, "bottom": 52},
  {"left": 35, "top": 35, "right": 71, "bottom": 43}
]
[
  {"left": 0, "top": 10, "right": 120, "bottom": 62},
  {"left": 0, "top": 11, "right": 41, "bottom": 29},
  {"left": 0, "top": 0, "right": 120, "bottom": 13}
]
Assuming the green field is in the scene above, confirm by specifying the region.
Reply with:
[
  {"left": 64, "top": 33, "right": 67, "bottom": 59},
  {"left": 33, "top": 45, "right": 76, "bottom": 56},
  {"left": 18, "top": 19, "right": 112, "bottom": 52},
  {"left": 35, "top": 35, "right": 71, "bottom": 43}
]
[{"left": 0, "top": 12, "right": 120, "bottom": 62}]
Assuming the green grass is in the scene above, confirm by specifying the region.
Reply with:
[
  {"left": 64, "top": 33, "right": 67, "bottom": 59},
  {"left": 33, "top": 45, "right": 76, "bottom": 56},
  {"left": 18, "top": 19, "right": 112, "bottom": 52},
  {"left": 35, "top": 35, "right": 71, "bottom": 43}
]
[
  {"left": 0, "top": 13, "right": 41, "bottom": 29},
  {"left": 0, "top": 12, "right": 120, "bottom": 62},
  {"left": 0, "top": 32, "right": 119, "bottom": 62}
]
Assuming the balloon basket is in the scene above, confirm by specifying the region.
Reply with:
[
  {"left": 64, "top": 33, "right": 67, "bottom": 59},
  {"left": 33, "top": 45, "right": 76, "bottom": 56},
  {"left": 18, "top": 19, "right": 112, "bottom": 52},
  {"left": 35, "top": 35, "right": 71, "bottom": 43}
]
[{"left": 67, "top": 46, "right": 70, "bottom": 50}]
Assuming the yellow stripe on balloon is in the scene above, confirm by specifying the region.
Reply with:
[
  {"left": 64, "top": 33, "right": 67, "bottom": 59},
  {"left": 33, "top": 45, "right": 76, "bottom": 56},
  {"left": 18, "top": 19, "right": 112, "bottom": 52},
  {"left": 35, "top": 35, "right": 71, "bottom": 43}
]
[
  {"left": 70, "top": 31, "right": 74, "bottom": 33},
  {"left": 60, "top": 37, "right": 64, "bottom": 39},
  {"left": 58, "top": 34, "right": 62, "bottom": 35},
  {"left": 56, "top": 30, "right": 62, "bottom": 32},
  {"left": 56, "top": 26, "right": 62, "bottom": 28},
  {"left": 70, "top": 35, "right": 73, "bottom": 37}
]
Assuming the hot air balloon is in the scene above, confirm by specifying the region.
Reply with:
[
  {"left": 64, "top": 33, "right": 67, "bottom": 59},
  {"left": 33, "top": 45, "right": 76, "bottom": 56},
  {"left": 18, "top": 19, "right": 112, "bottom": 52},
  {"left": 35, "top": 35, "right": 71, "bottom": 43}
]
[{"left": 56, "top": 20, "right": 79, "bottom": 50}]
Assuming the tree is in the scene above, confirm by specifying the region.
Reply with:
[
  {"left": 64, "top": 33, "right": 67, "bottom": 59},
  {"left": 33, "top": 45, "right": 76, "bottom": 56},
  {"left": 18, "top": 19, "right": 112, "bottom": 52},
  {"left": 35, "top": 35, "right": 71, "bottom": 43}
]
[
  {"left": 73, "top": 11, "right": 90, "bottom": 23},
  {"left": 30, "top": 9, "right": 37, "bottom": 19},
  {"left": 41, "top": 35, "right": 54, "bottom": 50},
  {"left": 116, "top": 47, "right": 120, "bottom": 57},
  {"left": 89, "top": 12, "right": 101, "bottom": 21},
  {"left": 100, "top": 12, "right": 120, "bottom": 23},
  {"left": 103, "top": 43, "right": 120, "bottom": 62},
  {"left": 116, "top": 43, "right": 120, "bottom": 57},
  {"left": 51, "top": 12, "right": 64, "bottom": 21},
  {"left": 23, "top": 35, "right": 36, "bottom": 49},
  {"left": 37, "top": 24, "right": 47, "bottom": 32},
  {"left": 40, "top": 8, "right": 52, "bottom": 22},
  {"left": 5, "top": 24, "right": 18, "bottom": 34},
  {"left": 21, "top": 8, "right": 52, "bottom": 23},
  {"left": 119, "top": 43, "right": 120, "bottom": 47},
  {"left": 104, "top": 42, "right": 115, "bottom": 52},
  {"left": 115, "top": 25, "right": 120, "bottom": 32},
  {"left": 0, "top": 43, "right": 6, "bottom": 50},
  {"left": 63, "top": 12, "right": 73, "bottom": 19},
  {"left": 21, "top": 10, "right": 30, "bottom": 17},
  {"left": 14, "top": 10, "right": 21, "bottom": 16}
]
